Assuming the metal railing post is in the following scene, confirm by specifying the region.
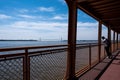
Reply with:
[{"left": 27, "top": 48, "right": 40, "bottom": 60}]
[
  {"left": 98, "top": 21, "right": 102, "bottom": 62},
  {"left": 23, "top": 49, "right": 30, "bottom": 80},
  {"left": 89, "top": 44, "right": 91, "bottom": 68},
  {"left": 117, "top": 32, "right": 118, "bottom": 50},
  {"left": 113, "top": 31, "right": 115, "bottom": 52}
]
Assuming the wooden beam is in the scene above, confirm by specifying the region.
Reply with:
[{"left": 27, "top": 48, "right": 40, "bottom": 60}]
[
  {"left": 90, "top": 0, "right": 113, "bottom": 6},
  {"left": 113, "top": 31, "right": 115, "bottom": 52},
  {"left": 116, "top": 32, "right": 118, "bottom": 49},
  {"left": 103, "top": 18, "right": 120, "bottom": 21},
  {"left": 93, "top": 1, "right": 120, "bottom": 9},
  {"left": 77, "top": 5, "right": 100, "bottom": 21},
  {"left": 98, "top": 21, "right": 102, "bottom": 62},
  {"left": 100, "top": 10, "right": 116, "bottom": 14},
  {"left": 102, "top": 14, "right": 120, "bottom": 19},
  {"left": 101, "top": 11, "right": 120, "bottom": 15},
  {"left": 108, "top": 26, "right": 111, "bottom": 53},
  {"left": 96, "top": 6, "right": 120, "bottom": 12},
  {"left": 65, "top": 0, "right": 78, "bottom": 80},
  {"left": 77, "top": 0, "right": 87, "bottom": 3}
]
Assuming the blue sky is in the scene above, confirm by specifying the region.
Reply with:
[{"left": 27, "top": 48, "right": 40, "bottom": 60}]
[{"left": 0, "top": 0, "right": 108, "bottom": 40}]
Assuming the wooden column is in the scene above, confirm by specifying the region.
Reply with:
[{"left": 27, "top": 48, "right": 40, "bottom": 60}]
[
  {"left": 116, "top": 32, "right": 118, "bottom": 49},
  {"left": 113, "top": 31, "right": 115, "bottom": 52},
  {"left": 65, "top": 0, "right": 77, "bottom": 80},
  {"left": 23, "top": 49, "right": 30, "bottom": 80},
  {"left": 118, "top": 33, "right": 119, "bottom": 49},
  {"left": 108, "top": 26, "right": 111, "bottom": 53},
  {"left": 115, "top": 32, "right": 116, "bottom": 50},
  {"left": 108, "top": 26, "right": 111, "bottom": 42},
  {"left": 98, "top": 21, "right": 102, "bottom": 62}
]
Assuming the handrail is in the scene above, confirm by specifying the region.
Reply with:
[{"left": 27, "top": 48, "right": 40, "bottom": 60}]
[
  {"left": 0, "top": 44, "right": 68, "bottom": 52},
  {"left": 0, "top": 43, "right": 106, "bottom": 80},
  {"left": 0, "top": 43, "right": 100, "bottom": 50},
  {"left": 0, "top": 52, "right": 25, "bottom": 58},
  {"left": 0, "top": 44, "right": 68, "bottom": 58},
  {"left": 0, "top": 43, "right": 102, "bottom": 58}
]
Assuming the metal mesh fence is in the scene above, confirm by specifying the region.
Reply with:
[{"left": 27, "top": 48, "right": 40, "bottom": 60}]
[
  {"left": 75, "top": 48, "right": 89, "bottom": 73},
  {"left": 101, "top": 45, "right": 105, "bottom": 59},
  {"left": 91, "top": 46, "right": 98, "bottom": 63},
  {"left": 30, "top": 51, "right": 67, "bottom": 80},
  {"left": 118, "top": 43, "right": 120, "bottom": 48},
  {"left": 111, "top": 43, "right": 114, "bottom": 52},
  {"left": 0, "top": 44, "right": 110, "bottom": 80},
  {"left": 0, "top": 57, "right": 23, "bottom": 80}
]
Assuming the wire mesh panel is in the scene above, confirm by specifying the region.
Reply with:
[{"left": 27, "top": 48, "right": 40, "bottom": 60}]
[
  {"left": 0, "top": 57, "right": 23, "bottom": 80},
  {"left": 101, "top": 45, "right": 105, "bottom": 59},
  {"left": 30, "top": 51, "right": 67, "bottom": 80},
  {"left": 118, "top": 42, "right": 120, "bottom": 49},
  {"left": 115, "top": 43, "right": 117, "bottom": 49},
  {"left": 91, "top": 46, "right": 98, "bottom": 64},
  {"left": 75, "top": 48, "right": 89, "bottom": 73},
  {"left": 111, "top": 43, "right": 114, "bottom": 52}
]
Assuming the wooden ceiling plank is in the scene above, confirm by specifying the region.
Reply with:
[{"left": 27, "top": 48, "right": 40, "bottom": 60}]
[
  {"left": 95, "top": 6, "right": 120, "bottom": 12},
  {"left": 103, "top": 17, "right": 120, "bottom": 21},
  {"left": 90, "top": 0, "right": 113, "bottom": 6},
  {"left": 93, "top": 1, "right": 120, "bottom": 9},
  {"left": 77, "top": 0, "right": 120, "bottom": 33},
  {"left": 77, "top": 0, "right": 87, "bottom": 3},
  {"left": 100, "top": 12, "right": 120, "bottom": 16},
  {"left": 99, "top": 9, "right": 120, "bottom": 14}
]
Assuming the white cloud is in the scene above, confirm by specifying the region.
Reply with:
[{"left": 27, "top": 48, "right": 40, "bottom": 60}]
[
  {"left": 0, "top": 20, "right": 101, "bottom": 40},
  {"left": 0, "top": 21, "right": 68, "bottom": 40},
  {"left": 77, "top": 22, "right": 98, "bottom": 28},
  {"left": 77, "top": 22, "right": 98, "bottom": 40},
  {"left": 38, "top": 7, "right": 55, "bottom": 12},
  {"left": 0, "top": 28, "right": 41, "bottom": 40},
  {"left": 52, "top": 15, "right": 67, "bottom": 20},
  {"left": 11, "top": 21, "right": 68, "bottom": 29},
  {"left": 0, "top": 14, "right": 11, "bottom": 19},
  {"left": 102, "top": 25, "right": 108, "bottom": 38},
  {"left": 77, "top": 27, "right": 98, "bottom": 40},
  {"left": 18, "top": 14, "right": 35, "bottom": 19}
]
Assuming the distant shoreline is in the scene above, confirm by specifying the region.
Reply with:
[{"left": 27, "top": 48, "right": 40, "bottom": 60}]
[{"left": 0, "top": 40, "right": 38, "bottom": 41}]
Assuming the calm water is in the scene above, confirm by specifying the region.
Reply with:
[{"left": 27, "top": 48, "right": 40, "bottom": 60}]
[
  {"left": 0, "top": 41, "right": 66, "bottom": 48},
  {"left": 0, "top": 40, "right": 98, "bottom": 48}
]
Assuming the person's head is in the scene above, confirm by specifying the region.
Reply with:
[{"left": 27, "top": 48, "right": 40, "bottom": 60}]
[{"left": 101, "top": 36, "right": 105, "bottom": 40}]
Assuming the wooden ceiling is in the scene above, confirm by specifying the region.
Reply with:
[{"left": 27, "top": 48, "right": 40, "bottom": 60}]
[{"left": 77, "top": 0, "right": 120, "bottom": 33}]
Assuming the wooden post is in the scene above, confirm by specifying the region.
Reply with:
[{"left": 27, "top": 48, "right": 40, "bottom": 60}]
[
  {"left": 113, "top": 31, "right": 115, "bottom": 52},
  {"left": 65, "top": 0, "right": 77, "bottom": 80},
  {"left": 108, "top": 26, "right": 111, "bottom": 54},
  {"left": 108, "top": 26, "right": 111, "bottom": 43},
  {"left": 98, "top": 21, "right": 102, "bottom": 62},
  {"left": 118, "top": 34, "right": 120, "bottom": 49},
  {"left": 89, "top": 44, "right": 91, "bottom": 68},
  {"left": 114, "top": 32, "right": 116, "bottom": 51},
  {"left": 116, "top": 32, "right": 118, "bottom": 50},
  {"left": 23, "top": 49, "right": 30, "bottom": 80}
]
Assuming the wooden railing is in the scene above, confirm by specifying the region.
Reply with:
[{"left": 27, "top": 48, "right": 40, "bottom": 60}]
[
  {"left": 0, "top": 43, "right": 118, "bottom": 80},
  {"left": 0, "top": 44, "right": 68, "bottom": 80}
]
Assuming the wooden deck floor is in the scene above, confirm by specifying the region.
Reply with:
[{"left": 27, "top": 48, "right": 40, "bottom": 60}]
[
  {"left": 79, "top": 50, "right": 120, "bottom": 80},
  {"left": 99, "top": 52, "right": 120, "bottom": 80}
]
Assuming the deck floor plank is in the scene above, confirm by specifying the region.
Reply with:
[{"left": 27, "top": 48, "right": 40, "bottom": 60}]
[
  {"left": 79, "top": 50, "right": 120, "bottom": 80},
  {"left": 99, "top": 53, "right": 120, "bottom": 80}
]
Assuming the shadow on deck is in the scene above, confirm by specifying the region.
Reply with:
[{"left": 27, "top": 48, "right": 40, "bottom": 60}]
[{"left": 78, "top": 50, "right": 120, "bottom": 80}]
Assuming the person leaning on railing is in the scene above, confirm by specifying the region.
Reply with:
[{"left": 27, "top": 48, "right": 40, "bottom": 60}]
[{"left": 101, "top": 36, "right": 112, "bottom": 59}]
